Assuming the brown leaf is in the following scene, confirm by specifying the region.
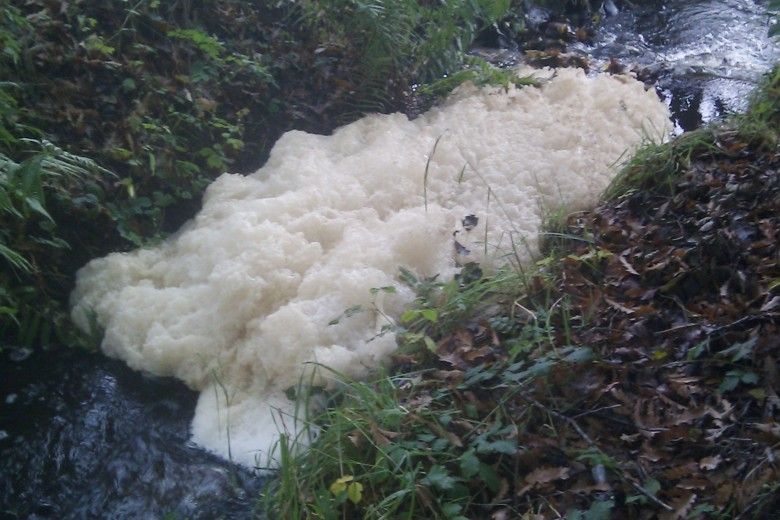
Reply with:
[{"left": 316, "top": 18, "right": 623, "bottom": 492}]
[
  {"left": 699, "top": 455, "right": 722, "bottom": 471},
  {"left": 524, "top": 466, "right": 570, "bottom": 485},
  {"left": 619, "top": 253, "right": 640, "bottom": 275},
  {"left": 750, "top": 422, "right": 780, "bottom": 439},
  {"left": 659, "top": 492, "right": 697, "bottom": 520},
  {"left": 663, "top": 462, "right": 699, "bottom": 480},
  {"left": 370, "top": 422, "right": 399, "bottom": 446},
  {"left": 605, "top": 297, "right": 635, "bottom": 314}
]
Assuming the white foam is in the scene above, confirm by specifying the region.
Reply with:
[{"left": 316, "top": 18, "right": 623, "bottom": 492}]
[{"left": 71, "top": 68, "right": 670, "bottom": 468}]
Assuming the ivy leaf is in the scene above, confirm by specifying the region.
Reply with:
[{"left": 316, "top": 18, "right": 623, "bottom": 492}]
[{"left": 476, "top": 438, "right": 516, "bottom": 455}]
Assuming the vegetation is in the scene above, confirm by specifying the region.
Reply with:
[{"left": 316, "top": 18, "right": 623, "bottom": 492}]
[
  {"left": 2, "top": 0, "right": 777, "bottom": 514},
  {"left": 264, "top": 67, "right": 780, "bottom": 519},
  {"left": 0, "top": 0, "right": 537, "bottom": 348}
]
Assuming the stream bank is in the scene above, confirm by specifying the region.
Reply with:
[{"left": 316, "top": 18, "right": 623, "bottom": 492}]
[
  {"left": 267, "top": 65, "right": 779, "bottom": 520},
  {"left": 1, "top": 1, "right": 778, "bottom": 518}
]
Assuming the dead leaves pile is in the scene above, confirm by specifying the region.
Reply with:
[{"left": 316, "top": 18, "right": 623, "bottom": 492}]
[{"left": 395, "top": 135, "right": 779, "bottom": 519}]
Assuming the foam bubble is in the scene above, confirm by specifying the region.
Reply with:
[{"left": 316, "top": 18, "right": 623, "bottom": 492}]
[{"left": 71, "top": 68, "right": 670, "bottom": 467}]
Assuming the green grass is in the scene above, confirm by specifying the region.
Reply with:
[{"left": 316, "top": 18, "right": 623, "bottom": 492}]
[
  {"left": 600, "top": 127, "right": 716, "bottom": 201},
  {"left": 604, "top": 64, "right": 780, "bottom": 202},
  {"left": 263, "top": 254, "right": 588, "bottom": 519}
]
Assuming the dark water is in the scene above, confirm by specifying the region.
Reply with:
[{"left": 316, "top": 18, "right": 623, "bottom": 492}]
[
  {"left": 0, "top": 347, "right": 263, "bottom": 519},
  {"left": 578, "top": 0, "right": 779, "bottom": 132},
  {"left": 0, "top": 1, "right": 777, "bottom": 519}
]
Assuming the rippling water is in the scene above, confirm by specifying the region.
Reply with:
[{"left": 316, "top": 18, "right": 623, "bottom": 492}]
[
  {"left": 585, "top": 0, "right": 779, "bottom": 131},
  {"left": 0, "top": 347, "right": 262, "bottom": 519}
]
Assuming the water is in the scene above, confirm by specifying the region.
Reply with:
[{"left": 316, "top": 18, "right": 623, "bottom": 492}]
[
  {"left": 0, "top": 1, "right": 777, "bottom": 518},
  {"left": 579, "top": 0, "right": 779, "bottom": 132},
  {"left": 0, "top": 347, "right": 262, "bottom": 519}
]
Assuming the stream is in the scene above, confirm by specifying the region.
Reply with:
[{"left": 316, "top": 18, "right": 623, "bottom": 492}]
[{"left": 1, "top": 1, "right": 777, "bottom": 518}]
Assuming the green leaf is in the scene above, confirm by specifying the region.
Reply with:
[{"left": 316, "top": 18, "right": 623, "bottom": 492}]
[
  {"left": 421, "top": 308, "right": 438, "bottom": 323},
  {"left": 476, "top": 438, "right": 516, "bottom": 455},
  {"left": 346, "top": 481, "right": 363, "bottom": 504},
  {"left": 421, "top": 465, "right": 457, "bottom": 491},
  {"left": 718, "top": 337, "right": 757, "bottom": 361},
  {"left": 441, "top": 502, "right": 462, "bottom": 517},
  {"left": 328, "top": 304, "right": 363, "bottom": 325},
  {"left": 562, "top": 346, "right": 593, "bottom": 364},
  {"left": 718, "top": 374, "right": 740, "bottom": 393},
  {"left": 24, "top": 195, "right": 53, "bottom": 221},
  {"left": 687, "top": 504, "right": 717, "bottom": 518},
  {"left": 121, "top": 78, "right": 136, "bottom": 91},
  {"left": 687, "top": 339, "right": 709, "bottom": 360},
  {"left": 644, "top": 478, "right": 661, "bottom": 496},
  {"left": 459, "top": 449, "right": 480, "bottom": 478},
  {"left": 478, "top": 463, "right": 501, "bottom": 493},
  {"left": 0, "top": 242, "right": 33, "bottom": 272},
  {"left": 740, "top": 371, "right": 759, "bottom": 384},
  {"left": 400, "top": 309, "right": 418, "bottom": 323},
  {"left": 370, "top": 285, "right": 397, "bottom": 295},
  {"left": 0, "top": 186, "right": 21, "bottom": 217},
  {"left": 398, "top": 266, "right": 418, "bottom": 286},
  {"left": 584, "top": 499, "right": 614, "bottom": 520}
]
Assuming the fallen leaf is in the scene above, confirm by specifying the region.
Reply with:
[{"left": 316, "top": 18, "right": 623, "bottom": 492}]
[
  {"left": 524, "top": 466, "right": 570, "bottom": 485},
  {"left": 659, "top": 492, "right": 697, "bottom": 520},
  {"left": 699, "top": 455, "right": 722, "bottom": 471}
]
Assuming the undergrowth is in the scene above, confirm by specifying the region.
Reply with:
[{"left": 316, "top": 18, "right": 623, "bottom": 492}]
[
  {"left": 265, "top": 267, "right": 583, "bottom": 519},
  {"left": 603, "top": 63, "right": 779, "bottom": 202},
  {"left": 0, "top": 0, "right": 532, "bottom": 348},
  {"left": 264, "top": 65, "right": 780, "bottom": 519}
]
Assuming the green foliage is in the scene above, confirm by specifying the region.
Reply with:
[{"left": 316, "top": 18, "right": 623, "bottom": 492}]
[
  {"left": 601, "top": 127, "right": 716, "bottom": 201},
  {"left": 0, "top": 137, "right": 116, "bottom": 345},
  {"left": 0, "top": 0, "right": 283, "bottom": 345},
  {"left": 264, "top": 261, "right": 597, "bottom": 518},
  {"left": 418, "top": 56, "right": 538, "bottom": 98},
  {"left": 1, "top": 0, "right": 533, "bottom": 347},
  {"left": 266, "top": 63, "right": 780, "bottom": 519},
  {"left": 0, "top": 4, "right": 29, "bottom": 64},
  {"left": 605, "top": 63, "right": 780, "bottom": 203},
  {"left": 301, "top": 0, "right": 517, "bottom": 114},
  {"left": 4, "top": 0, "right": 279, "bottom": 245},
  {"left": 737, "top": 64, "right": 780, "bottom": 146}
]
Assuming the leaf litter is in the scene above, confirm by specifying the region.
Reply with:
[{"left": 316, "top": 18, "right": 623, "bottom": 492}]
[{"left": 382, "top": 130, "right": 779, "bottom": 518}]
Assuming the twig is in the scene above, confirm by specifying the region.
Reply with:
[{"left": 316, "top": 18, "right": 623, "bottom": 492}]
[
  {"left": 512, "top": 301, "right": 537, "bottom": 322},
  {"left": 572, "top": 404, "right": 622, "bottom": 420},
  {"left": 524, "top": 394, "right": 598, "bottom": 448}
]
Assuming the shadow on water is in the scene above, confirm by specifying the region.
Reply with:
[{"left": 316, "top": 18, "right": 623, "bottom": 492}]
[{"left": 0, "top": 347, "right": 264, "bottom": 519}]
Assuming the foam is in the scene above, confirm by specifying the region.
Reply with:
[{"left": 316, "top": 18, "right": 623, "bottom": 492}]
[{"left": 71, "top": 68, "right": 670, "bottom": 468}]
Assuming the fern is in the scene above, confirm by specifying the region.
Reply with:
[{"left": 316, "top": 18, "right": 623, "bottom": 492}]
[{"left": 302, "top": 0, "right": 517, "bottom": 114}]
